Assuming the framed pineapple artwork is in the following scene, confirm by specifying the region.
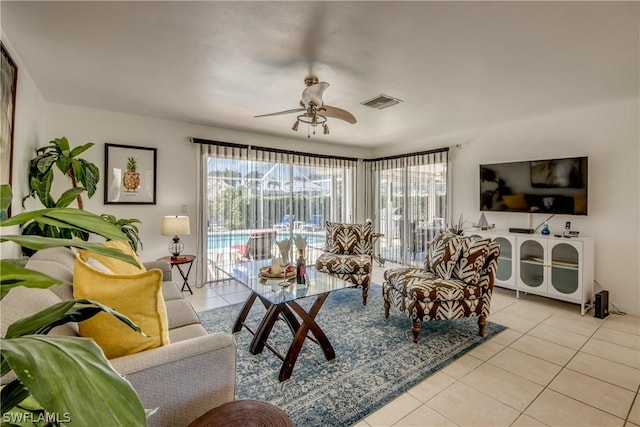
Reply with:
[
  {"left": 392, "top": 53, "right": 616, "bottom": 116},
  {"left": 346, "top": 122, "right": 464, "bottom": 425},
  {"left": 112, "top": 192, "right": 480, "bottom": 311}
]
[{"left": 104, "top": 143, "right": 157, "bottom": 204}]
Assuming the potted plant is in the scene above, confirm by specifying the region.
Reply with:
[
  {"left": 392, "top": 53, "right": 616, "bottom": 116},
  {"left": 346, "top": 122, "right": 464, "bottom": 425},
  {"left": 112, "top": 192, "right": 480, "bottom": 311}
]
[
  {"left": 100, "top": 214, "right": 143, "bottom": 253},
  {"left": 20, "top": 137, "right": 100, "bottom": 254},
  {"left": 447, "top": 214, "right": 467, "bottom": 235},
  {"left": 23, "top": 136, "right": 99, "bottom": 210},
  {"left": 1, "top": 185, "right": 151, "bottom": 425}
]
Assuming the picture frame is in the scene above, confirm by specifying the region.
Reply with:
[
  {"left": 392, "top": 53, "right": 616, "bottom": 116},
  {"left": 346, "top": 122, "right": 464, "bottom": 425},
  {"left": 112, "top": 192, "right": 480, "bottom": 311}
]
[
  {"left": 1, "top": 42, "right": 18, "bottom": 219},
  {"left": 104, "top": 143, "right": 157, "bottom": 204}
]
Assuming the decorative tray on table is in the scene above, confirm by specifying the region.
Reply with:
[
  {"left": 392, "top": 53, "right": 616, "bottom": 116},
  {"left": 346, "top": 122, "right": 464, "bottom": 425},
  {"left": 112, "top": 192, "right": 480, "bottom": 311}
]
[{"left": 259, "top": 265, "right": 296, "bottom": 279}]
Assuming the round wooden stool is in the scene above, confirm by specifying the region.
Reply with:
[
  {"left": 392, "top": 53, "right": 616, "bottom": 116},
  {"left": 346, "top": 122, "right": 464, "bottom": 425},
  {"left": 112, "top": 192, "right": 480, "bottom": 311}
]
[{"left": 188, "top": 399, "right": 294, "bottom": 427}]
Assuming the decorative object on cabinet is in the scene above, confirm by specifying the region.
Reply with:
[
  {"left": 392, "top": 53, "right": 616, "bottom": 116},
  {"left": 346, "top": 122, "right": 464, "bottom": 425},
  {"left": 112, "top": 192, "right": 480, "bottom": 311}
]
[
  {"left": 471, "top": 230, "right": 594, "bottom": 315},
  {"left": 0, "top": 42, "right": 17, "bottom": 219},
  {"left": 541, "top": 222, "right": 550, "bottom": 235},
  {"left": 104, "top": 143, "right": 157, "bottom": 204},
  {"left": 474, "top": 212, "right": 494, "bottom": 230}
]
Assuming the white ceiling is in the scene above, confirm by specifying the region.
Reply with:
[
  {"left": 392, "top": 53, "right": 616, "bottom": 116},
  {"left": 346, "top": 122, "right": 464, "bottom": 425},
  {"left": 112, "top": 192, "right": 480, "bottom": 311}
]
[{"left": 2, "top": 1, "right": 638, "bottom": 150}]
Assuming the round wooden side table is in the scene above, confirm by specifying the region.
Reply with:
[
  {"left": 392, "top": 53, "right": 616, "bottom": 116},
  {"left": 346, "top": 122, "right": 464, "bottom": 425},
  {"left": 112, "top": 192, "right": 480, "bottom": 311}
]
[{"left": 188, "top": 400, "right": 294, "bottom": 427}]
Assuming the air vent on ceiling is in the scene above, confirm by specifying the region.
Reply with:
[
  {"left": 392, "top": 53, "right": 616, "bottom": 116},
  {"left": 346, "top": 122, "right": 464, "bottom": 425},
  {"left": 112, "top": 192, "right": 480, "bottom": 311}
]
[{"left": 361, "top": 94, "right": 403, "bottom": 110}]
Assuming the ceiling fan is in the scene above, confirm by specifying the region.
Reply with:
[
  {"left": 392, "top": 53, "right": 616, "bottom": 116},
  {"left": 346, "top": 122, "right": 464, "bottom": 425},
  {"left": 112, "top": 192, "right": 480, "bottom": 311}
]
[{"left": 254, "top": 76, "right": 357, "bottom": 137}]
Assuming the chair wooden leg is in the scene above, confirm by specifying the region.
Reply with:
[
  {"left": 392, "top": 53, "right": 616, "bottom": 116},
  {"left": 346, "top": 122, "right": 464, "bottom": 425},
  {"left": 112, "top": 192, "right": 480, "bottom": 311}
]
[
  {"left": 362, "top": 284, "right": 369, "bottom": 306},
  {"left": 384, "top": 298, "right": 390, "bottom": 318},
  {"left": 478, "top": 315, "right": 487, "bottom": 337},
  {"left": 412, "top": 321, "right": 421, "bottom": 343}
]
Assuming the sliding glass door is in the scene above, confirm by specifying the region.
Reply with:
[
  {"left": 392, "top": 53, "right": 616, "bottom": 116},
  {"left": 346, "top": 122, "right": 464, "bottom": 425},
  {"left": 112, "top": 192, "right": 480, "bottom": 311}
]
[
  {"left": 198, "top": 143, "right": 356, "bottom": 284},
  {"left": 368, "top": 150, "right": 449, "bottom": 266}
]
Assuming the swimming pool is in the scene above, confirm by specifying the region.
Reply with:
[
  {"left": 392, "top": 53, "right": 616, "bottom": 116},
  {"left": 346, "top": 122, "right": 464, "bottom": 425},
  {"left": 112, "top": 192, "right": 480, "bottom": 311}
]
[{"left": 208, "top": 231, "right": 325, "bottom": 249}]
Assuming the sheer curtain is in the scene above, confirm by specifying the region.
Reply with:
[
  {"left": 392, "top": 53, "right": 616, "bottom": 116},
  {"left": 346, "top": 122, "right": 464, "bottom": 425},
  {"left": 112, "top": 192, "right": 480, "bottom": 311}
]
[
  {"left": 194, "top": 140, "right": 357, "bottom": 285},
  {"left": 364, "top": 149, "right": 449, "bottom": 267}
]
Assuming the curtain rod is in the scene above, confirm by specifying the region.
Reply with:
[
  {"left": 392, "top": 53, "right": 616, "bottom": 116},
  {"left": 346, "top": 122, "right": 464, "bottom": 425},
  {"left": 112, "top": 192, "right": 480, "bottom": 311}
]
[
  {"left": 363, "top": 147, "right": 449, "bottom": 162},
  {"left": 191, "top": 137, "right": 449, "bottom": 162},
  {"left": 191, "top": 137, "right": 359, "bottom": 162}
]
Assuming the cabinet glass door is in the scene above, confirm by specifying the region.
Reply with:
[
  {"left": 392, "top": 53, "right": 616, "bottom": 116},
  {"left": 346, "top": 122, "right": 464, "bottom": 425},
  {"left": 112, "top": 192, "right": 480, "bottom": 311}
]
[
  {"left": 520, "top": 240, "right": 544, "bottom": 288},
  {"left": 550, "top": 242, "right": 579, "bottom": 295},
  {"left": 495, "top": 237, "right": 512, "bottom": 282}
]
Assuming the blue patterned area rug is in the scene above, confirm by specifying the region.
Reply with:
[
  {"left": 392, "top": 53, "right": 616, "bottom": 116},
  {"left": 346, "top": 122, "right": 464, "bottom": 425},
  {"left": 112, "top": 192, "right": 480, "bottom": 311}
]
[{"left": 198, "top": 284, "right": 506, "bottom": 427}]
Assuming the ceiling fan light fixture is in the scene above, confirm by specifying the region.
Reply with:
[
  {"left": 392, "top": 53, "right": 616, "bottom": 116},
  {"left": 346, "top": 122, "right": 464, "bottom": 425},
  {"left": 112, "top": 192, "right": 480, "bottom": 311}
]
[{"left": 256, "top": 76, "right": 354, "bottom": 137}]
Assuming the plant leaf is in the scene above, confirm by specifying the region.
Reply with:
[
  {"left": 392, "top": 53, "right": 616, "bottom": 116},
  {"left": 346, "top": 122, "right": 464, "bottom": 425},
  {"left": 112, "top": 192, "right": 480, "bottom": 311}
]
[
  {"left": 0, "top": 184, "right": 11, "bottom": 212},
  {"left": 35, "top": 153, "right": 57, "bottom": 175},
  {"left": 69, "top": 142, "right": 94, "bottom": 158},
  {"left": 0, "top": 379, "right": 31, "bottom": 416},
  {"left": 2, "top": 208, "right": 126, "bottom": 241},
  {"left": 4, "top": 299, "right": 143, "bottom": 339},
  {"left": 0, "top": 336, "right": 148, "bottom": 426},
  {"left": 0, "top": 261, "right": 63, "bottom": 300},
  {"left": 52, "top": 136, "right": 70, "bottom": 154},
  {"left": 56, "top": 187, "right": 87, "bottom": 208},
  {"left": 81, "top": 160, "right": 100, "bottom": 197},
  {"left": 0, "top": 236, "right": 140, "bottom": 267}
]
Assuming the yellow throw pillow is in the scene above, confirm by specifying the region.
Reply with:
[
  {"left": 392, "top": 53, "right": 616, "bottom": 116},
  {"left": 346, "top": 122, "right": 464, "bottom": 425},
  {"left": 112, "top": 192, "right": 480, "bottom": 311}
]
[
  {"left": 79, "top": 239, "right": 145, "bottom": 275},
  {"left": 73, "top": 255, "right": 170, "bottom": 359},
  {"left": 502, "top": 193, "right": 529, "bottom": 211}
]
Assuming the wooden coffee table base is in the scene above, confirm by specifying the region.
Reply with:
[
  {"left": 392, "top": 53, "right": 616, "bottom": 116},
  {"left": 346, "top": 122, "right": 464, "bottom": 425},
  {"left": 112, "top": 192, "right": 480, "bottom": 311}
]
[
  {"left": 188, "top": 400, "right": 293, "bottom": 427},
  {"left": 232, "top": 290, "right": 336, "bottom": 382}
]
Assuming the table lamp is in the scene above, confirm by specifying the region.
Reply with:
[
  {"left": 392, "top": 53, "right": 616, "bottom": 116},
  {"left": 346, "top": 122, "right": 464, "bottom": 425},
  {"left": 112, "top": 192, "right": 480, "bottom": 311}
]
[{"left": 162, "top": 215, "right": 190, "bottom": 258}]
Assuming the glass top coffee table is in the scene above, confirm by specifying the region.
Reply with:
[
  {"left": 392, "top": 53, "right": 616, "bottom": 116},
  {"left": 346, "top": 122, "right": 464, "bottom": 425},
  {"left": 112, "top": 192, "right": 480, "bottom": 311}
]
[{"left": 216, "top": 260, "right": 354, "bottom": 381}]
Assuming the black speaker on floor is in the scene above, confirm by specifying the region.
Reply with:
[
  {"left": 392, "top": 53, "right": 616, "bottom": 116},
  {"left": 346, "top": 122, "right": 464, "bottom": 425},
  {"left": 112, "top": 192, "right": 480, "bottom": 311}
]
[{"left": 594, "top": 290, "right": 609, "bottom": 319}]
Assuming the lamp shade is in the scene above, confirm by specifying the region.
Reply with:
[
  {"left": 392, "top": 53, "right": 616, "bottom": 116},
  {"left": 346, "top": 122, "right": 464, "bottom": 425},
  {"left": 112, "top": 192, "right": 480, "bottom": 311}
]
[{"left": 162, "top": 216, "right": 190, "bottom": 236}]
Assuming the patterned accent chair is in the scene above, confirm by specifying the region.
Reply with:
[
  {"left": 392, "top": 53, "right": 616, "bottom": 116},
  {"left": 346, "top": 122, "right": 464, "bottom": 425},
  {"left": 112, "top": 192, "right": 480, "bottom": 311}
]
[
  {"left": 315, "top": 220, "right": 374, "bottom": 305},
  {"left": 383, "top": 233, "right": 500, "bottom": 342}
]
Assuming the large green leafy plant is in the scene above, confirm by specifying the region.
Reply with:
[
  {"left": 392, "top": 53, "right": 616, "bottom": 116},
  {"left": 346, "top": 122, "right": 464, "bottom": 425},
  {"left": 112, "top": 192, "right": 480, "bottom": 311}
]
[
  {"left": 20, "top": 137, "right": 100, "bottom": 254},
  {"left": 1, "top": 186, "right": 150, "bottom": 426},
  {"left": 23, "top": 136, "right": 99, "bottom": 211}
]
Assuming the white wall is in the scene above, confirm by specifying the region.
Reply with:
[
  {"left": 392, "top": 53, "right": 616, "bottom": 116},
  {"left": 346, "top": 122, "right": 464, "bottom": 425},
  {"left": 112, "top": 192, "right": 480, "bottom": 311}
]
[
  {"left": 42, "top": 104, "right": 372, "bottom": 269},
  {"left": 378, "top": 100, "right": 639, "bottom": 315},
  {"left": 0, "top": 34, "right": 48, "bottom": 259}
]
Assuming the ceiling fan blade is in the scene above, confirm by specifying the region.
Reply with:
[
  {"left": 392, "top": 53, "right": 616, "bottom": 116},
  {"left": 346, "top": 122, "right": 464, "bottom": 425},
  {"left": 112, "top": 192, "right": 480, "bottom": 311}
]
[
  {"left": 301, "top": 82, "right": 329, "bottom": 107},
  {"left": 322, "top": 105, "right": 357, "bottom": 124},
  {"left": 254, "top": 108, "right": 305, "bottom": 118}
]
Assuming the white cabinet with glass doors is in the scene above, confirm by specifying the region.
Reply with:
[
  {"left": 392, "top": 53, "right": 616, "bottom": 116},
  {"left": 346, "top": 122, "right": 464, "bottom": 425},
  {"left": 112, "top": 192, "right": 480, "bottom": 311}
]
[
  {"left": 471, "top": 232, "right": 518, "bottom": 294},
  {"left": 470, "top": 231, "right": 594, "bottom": 315}
]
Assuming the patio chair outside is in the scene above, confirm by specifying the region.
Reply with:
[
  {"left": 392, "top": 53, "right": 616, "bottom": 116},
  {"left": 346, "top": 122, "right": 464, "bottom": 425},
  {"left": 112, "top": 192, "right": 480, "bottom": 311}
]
[
  {"left": 231, "top": 230, "right": 278, "bottom": 261},
  {"left": 302, "top": 214, "right": 323, "bottom": 231},
  {"left": 273, "top": 214, "right": 294, "bottom": 231}
]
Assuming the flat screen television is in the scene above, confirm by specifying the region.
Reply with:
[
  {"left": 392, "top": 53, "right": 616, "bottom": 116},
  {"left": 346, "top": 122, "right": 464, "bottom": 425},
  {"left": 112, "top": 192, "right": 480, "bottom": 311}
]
[{"left": 480, "top": 156, "right": 588, "bottom": 215}]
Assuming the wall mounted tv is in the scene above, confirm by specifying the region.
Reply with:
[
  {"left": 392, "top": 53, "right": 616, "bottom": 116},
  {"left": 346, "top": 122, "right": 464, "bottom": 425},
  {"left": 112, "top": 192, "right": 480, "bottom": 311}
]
[{"left": 480, "top": 156, "right": 588, "bottom": 215}]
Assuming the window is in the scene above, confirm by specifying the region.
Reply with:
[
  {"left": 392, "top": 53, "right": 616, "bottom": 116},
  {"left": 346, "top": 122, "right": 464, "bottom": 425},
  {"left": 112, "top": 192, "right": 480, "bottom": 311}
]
[{"left": 196, "top": 142, "right": 357, "bottom": 284}]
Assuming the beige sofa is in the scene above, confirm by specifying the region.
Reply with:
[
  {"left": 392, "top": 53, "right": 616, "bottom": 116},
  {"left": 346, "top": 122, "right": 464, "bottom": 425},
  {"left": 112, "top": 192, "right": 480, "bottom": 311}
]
[{"left": 1, "top": 247, "right": 236, "bottom": 427}]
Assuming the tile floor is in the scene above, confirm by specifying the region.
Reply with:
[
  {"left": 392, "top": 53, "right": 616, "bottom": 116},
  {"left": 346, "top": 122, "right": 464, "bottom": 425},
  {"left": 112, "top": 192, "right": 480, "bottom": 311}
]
[{"left": 184, "top": 264, "right": 640, "bottom": 427}]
